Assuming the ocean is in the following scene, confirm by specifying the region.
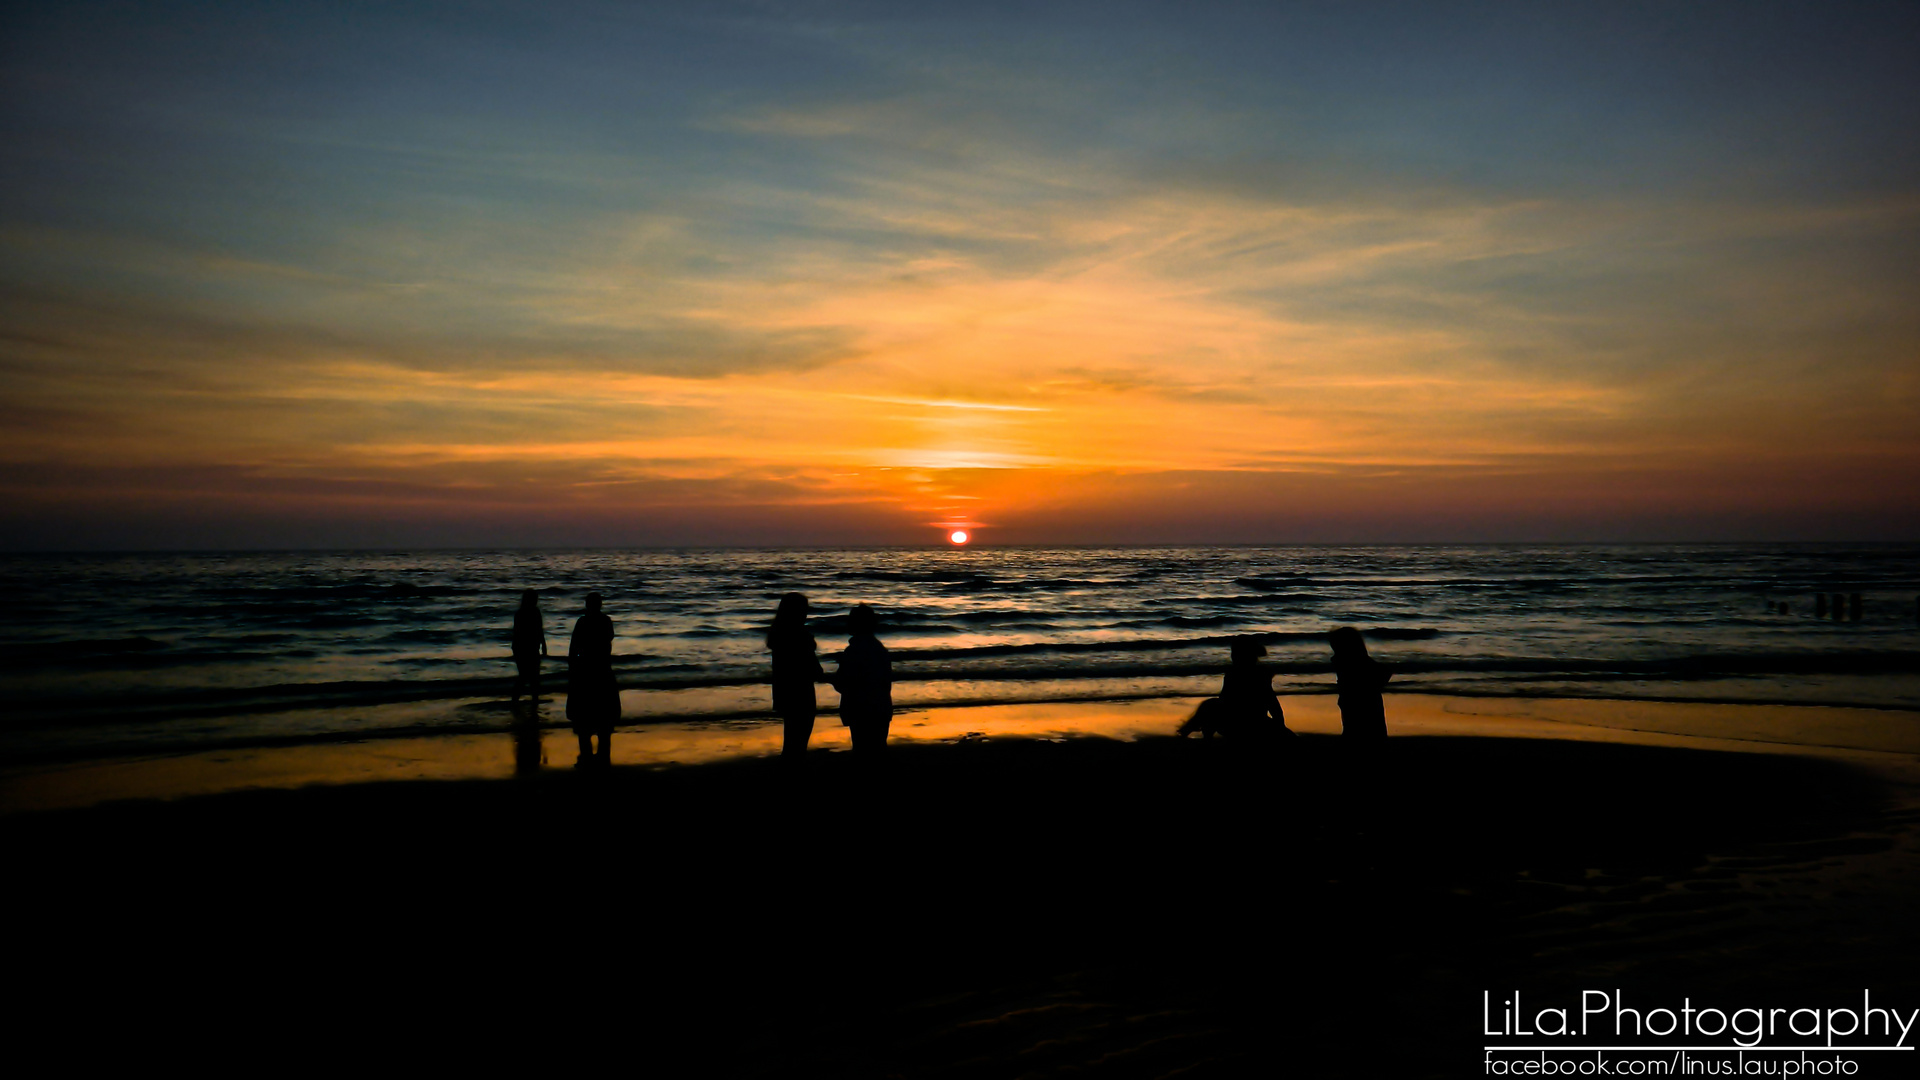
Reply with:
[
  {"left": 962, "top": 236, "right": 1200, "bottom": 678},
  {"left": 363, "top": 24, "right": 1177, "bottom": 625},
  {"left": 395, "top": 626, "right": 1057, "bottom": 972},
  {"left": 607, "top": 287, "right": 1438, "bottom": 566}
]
[{"left": 3, "top": 544, "right": 1917, "bottom": 763}]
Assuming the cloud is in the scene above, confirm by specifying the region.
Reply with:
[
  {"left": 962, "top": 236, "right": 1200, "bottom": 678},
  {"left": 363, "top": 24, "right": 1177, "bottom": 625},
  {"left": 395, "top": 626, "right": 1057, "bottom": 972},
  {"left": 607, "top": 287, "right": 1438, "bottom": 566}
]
[{"left": 1, "top": 3, "right": 1916, "bottom": 544}]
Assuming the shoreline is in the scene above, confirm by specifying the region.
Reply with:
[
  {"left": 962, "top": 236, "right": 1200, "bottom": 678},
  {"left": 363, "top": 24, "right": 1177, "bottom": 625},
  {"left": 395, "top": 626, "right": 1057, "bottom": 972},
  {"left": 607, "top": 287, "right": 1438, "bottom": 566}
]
[
  {"left": 13, "top": 665, "right": 1920, "bottom": 732},
  {"left": 6, "top": 691, "right": 1918, "bottom": 814}
]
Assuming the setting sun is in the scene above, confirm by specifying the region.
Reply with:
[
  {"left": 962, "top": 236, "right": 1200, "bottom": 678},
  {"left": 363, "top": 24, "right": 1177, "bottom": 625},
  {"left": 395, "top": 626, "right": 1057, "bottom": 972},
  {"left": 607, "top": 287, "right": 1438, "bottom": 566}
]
[{"left": 949, "top": 530, "right": 970, "bottom": 546}]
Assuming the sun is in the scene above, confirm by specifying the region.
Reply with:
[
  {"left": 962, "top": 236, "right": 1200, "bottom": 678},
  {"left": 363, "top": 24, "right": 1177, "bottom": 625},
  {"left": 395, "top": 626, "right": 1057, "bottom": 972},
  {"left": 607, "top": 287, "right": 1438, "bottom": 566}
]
[{"left": 948, "top": 529, "right": 970, "bottom": 546}]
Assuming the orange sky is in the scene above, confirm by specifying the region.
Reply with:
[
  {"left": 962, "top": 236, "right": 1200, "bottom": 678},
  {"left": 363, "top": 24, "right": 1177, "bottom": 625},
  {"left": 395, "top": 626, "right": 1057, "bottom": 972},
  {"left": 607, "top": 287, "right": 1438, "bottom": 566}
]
[{"left": 2, "top": 4, "right": 1917, "bottom": 547}]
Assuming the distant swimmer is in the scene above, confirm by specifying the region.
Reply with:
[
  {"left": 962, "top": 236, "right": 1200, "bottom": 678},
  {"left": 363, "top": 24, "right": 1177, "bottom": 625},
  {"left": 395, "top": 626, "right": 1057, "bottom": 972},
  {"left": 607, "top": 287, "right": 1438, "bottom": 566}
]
[
  {"left": 767, "top": 592, "right": 825, "bottom": 758},
  {"left": 1328, "top": 626, "right": 1390, "bottom": 744},
  {"left": 830, "top": 604, "right": 893, "bottom": 756},
  {"left": 1180, "top": 637, "right": 1292, "bottom": 742},
  {"left": 567, "top": 592, "right": 619, "bottom": 768},
  {"left": 511, "top": 589, "right": 547, "bottom": 702}
]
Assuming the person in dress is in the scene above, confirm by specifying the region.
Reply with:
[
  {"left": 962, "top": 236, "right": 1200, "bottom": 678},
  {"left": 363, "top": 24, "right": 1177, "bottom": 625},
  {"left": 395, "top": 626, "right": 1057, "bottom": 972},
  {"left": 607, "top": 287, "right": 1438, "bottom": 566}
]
[
  {"left": 566, "top": 592, "right": 619, "bottom": 767},
  {"left": 510, "top": 590, "right": 547, "bottom": 702},
  {"left": 830, "top": 604, "right": 892, "bottom": 756},
  {"left": 1328, "top": 626, "right": 1390, "bottom": 745},
  {"left": 766, "top": 592, "right": 824, "bottom": 758}
]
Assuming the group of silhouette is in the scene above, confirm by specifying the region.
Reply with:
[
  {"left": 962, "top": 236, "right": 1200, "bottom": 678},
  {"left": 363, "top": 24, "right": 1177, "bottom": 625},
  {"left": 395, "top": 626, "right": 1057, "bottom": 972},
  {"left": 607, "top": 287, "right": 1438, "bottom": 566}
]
[
  {"left": 510, "top": 589, "right": 1390, "bottom": 768},
  {"left": 512, "top": 589, "right": 622, "bottom": 766},
  {"left": 1173, "top": 626, "right": 1389, "bottom": 745}
]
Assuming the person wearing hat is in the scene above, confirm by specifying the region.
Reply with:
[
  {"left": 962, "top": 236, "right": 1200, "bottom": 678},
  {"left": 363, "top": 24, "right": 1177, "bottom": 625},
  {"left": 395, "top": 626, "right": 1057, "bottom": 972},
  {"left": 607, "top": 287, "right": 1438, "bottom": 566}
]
[{"left": 830, "top": 603, "right": 893, "bottom": 756}]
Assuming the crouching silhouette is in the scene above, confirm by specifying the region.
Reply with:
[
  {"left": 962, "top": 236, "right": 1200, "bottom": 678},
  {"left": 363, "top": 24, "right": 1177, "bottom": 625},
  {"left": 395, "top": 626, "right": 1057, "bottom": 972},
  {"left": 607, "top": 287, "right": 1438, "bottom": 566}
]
[{"left": 1180, "top": 638, "right": 1294, "bottom": 743}]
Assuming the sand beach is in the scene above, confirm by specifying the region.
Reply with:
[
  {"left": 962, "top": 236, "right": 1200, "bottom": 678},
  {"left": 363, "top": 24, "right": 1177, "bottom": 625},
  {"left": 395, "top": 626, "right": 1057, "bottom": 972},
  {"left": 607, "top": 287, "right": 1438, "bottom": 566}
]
[{"left": 7, "top": 692, "right": 1918, "bottom": 1076}]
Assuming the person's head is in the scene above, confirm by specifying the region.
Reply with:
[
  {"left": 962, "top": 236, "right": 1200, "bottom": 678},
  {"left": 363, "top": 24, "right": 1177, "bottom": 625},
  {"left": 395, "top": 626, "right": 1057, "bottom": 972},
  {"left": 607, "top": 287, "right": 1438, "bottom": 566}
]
[
  {"left": 584, "top": 592, "right": 603, "bottom": 613},
  {"left": 847, "top": 603, "right": 878, "bottom": 637},
  {"left": 519, "top": 589, "right": 539, "bottom": 608},
  {"left": 1328, "top": 626, "right": 1368, "bottom": 660},
  {"left": 1230, "top": 637, "right": 1267, "bottom": 665},
  {"left": 775, "top": 592, "right": 809, "bottom": 624}
]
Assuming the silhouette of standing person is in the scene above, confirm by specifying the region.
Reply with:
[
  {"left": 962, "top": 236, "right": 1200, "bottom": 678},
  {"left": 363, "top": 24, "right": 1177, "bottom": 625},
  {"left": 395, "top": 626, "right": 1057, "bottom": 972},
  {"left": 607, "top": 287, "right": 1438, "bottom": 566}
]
[
  {"left": 511, "top": 589, "right": 547, "bottom": 702},
  {"left": 767, "top": 592, "right": 824, "bottom": 759},
  {"left": 567, "top": 592, "right": 619, "bottom": 767},
  {"left": 1328, "top": 626, "right": 1390, "bottom": 744},
  {"left": 1180, "top": 637, "right": 1292, "bottom": 741},
  {"left": 831, "top": 604, "right": 892, "bottom": 756}
]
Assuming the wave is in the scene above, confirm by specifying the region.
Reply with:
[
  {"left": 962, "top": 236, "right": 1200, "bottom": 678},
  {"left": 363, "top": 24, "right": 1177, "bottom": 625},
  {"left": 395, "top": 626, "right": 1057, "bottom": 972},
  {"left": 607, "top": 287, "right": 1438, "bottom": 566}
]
[
  {"left": 890, "top": 628, "right": 1439, "bottom": 661},
  {"left": 5, "top": 645, "right": 1918, "bottom": 737},
  {"left": 379, "top": 628, "right": 483, "bottom": 645},
  {"left": 1144, "top": 594, "right": 1321, "bottom": 606},
  {"left": 1106, "top": 615, "right": 1248, "bottom": 629},
  {"left": 832, "top": 570, "right": 985, "bottom": 583},
  {"left": 1, "top": 636, "right": 167, "bottom": 658},
  {"left": 828, "top": 570, "right": 1122, "bottom": 593},
  {"left": 1233, "top": 573, "right": 1887, "bottom": 590}
]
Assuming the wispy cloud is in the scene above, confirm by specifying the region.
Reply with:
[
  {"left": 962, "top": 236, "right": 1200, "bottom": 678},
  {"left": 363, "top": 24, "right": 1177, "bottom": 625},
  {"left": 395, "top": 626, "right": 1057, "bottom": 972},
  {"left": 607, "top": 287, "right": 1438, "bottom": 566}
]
[{"left": 1, "top": 3, "right": 1915, "bottom": 544}]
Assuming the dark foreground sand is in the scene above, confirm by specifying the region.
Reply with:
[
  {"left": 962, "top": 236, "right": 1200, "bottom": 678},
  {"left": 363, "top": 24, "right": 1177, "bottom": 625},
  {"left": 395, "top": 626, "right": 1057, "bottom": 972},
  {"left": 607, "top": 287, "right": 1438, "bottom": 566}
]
[{"left": 9, "top": 731, "right": 1919, "bottom": 1076}]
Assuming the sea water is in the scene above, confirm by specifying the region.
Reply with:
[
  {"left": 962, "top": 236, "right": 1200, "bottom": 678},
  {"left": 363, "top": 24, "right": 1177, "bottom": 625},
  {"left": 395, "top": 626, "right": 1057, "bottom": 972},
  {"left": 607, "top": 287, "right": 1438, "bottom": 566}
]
[{"left": 2, "top": 544, "right": 1916, "bottom": 762}]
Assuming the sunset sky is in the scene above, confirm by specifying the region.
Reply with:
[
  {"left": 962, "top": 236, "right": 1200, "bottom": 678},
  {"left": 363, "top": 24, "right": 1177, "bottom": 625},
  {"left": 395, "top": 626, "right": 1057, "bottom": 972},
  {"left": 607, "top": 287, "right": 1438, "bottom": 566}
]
[{"left": 3, "top": 2, "right": 1916, "bottom": 548}]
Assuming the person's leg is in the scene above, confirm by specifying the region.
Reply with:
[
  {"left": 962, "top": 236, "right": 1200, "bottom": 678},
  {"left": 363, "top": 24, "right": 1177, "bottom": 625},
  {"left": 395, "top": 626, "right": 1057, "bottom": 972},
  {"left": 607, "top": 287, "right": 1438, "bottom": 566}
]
[
  {"left": 596, "top": 730, "right": 613, "bottom": 765},
  {"left": 782, "top": 711, "right": 815, "bottom": 757},
  {"left": 576, "top": 732, "right": 593, "bottom": 765},
  {"left": 850, "top": 717, "right": 887, "bottom": 756}
]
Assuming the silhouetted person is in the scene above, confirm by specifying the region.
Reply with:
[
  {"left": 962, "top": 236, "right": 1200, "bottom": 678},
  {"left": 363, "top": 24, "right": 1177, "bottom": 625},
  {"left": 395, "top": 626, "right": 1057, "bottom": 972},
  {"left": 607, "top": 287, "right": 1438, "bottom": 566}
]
[
  {"left": 567, "top": 592, "right": 619, "bottom": 767},
  {"left": 1179, "top": 637, "right": 1291, "bottom": 741},
  {"left": 1329, "top": 627, "right": 1390, "bottom": 744},
  {"left": 831, "top": 604, "right": 892, "bottom": 756},
  {"left": 1816, "top": 593, "right": 1828, "bottom": 618},
  {"left": 767, "top": 593, "right": 824, "bottom": 759},
  {"left": 511, "top": 590, "right": 547, "bottom": 702}
]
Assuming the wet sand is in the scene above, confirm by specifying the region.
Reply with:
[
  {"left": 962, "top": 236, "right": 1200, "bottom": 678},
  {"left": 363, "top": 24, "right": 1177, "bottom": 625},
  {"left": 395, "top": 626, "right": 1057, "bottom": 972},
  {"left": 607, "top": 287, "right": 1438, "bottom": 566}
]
[
  {"left": 7, "top": 697, "right": 1919, "bottom": 1076},
  {"left": 7, "top": 692, "right": 1919, "bottom": 812}
]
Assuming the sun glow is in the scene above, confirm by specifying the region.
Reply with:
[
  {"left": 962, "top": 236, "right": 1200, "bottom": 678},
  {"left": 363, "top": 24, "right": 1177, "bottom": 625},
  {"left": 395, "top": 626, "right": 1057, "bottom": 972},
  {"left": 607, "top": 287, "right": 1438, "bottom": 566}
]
[{"left": 948, "top": 529, "right": 970, "bottom": 545}]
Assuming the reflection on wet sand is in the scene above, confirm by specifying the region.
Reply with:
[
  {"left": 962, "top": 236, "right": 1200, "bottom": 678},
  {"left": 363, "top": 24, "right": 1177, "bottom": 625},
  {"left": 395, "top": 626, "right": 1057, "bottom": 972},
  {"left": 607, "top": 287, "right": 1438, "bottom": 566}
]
[
  {"left": 510, "top": 700, "right": 545, "bottom": 776},
  {"left": 6, "top": 694, "right": 1919, "bottom": 814}
]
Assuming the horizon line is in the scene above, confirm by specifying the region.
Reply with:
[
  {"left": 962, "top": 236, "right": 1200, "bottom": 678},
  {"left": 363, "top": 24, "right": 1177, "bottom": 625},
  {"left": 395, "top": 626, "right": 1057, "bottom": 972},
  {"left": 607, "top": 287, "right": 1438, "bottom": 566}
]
[{"left": 5, "top": 539, "right": 1919, "bottom": 557}]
